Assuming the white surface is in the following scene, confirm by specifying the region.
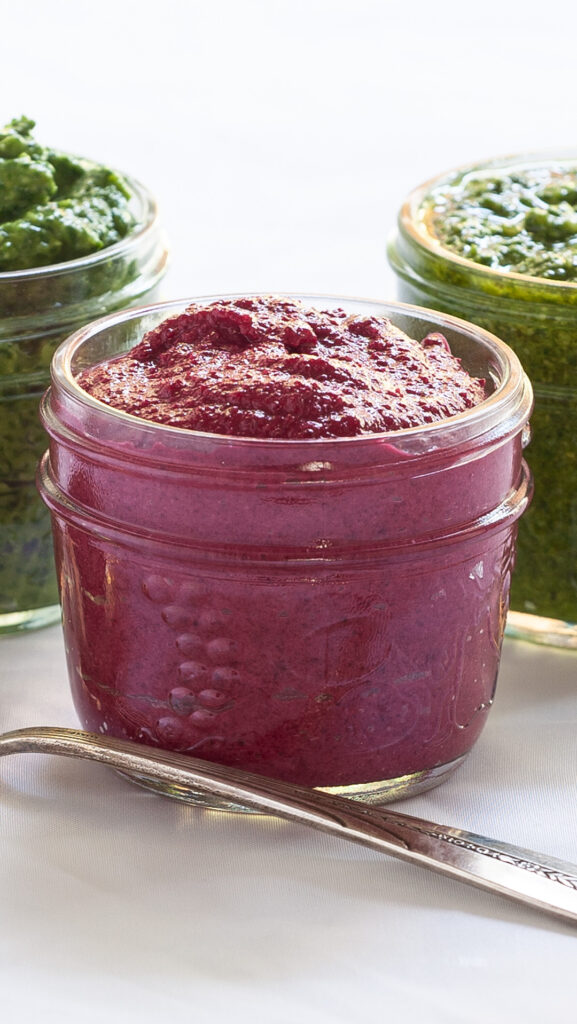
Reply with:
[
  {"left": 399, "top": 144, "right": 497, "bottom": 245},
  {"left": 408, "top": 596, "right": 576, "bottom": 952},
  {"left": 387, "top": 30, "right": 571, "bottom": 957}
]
[
  {"left": 2, "top": 629, "right": 577, "bottom": 1023},
  {"left": 2, "top": 1, "right": 577, "bottom": 1020}
]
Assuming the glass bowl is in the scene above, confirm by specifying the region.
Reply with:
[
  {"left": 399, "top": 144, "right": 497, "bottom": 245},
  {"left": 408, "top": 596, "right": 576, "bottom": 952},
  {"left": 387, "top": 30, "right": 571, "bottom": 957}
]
[
  {"left": 388, "top": 153, "right": 577, "bottom": 647},
  {"left": 0, "top": 175, "right": 168, "bottom": 634},
  {"left": 38, "top": 294, "right": 532, "bottom": 808}
]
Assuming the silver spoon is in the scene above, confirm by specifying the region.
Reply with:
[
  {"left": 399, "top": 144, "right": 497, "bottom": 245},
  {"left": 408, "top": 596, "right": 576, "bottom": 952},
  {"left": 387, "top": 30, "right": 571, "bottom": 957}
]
[{"left": 2, "top": 725, "right": 576, "bottom": 926}]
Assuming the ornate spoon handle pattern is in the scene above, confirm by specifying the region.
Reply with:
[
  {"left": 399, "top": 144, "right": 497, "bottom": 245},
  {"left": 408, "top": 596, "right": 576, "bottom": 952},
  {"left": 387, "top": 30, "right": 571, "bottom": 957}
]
[{"left": 2, "top": 726, "right": 576, "bottom": 925}]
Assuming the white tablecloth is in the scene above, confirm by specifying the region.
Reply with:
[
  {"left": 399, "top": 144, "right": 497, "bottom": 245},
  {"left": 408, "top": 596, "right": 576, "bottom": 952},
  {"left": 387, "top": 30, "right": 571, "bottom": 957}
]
[{"left": 2, "top": 1, "right": 577, "bottom": 1019}]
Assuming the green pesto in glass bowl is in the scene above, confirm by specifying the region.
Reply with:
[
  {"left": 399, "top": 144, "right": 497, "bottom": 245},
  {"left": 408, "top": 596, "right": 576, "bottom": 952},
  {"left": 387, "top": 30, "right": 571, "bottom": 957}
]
[
  {"left": 0, "top": 118, "right": 168, "bottom": 633},
  {"left": 388, "top": 152, "right": 577, "bottom": 648}
]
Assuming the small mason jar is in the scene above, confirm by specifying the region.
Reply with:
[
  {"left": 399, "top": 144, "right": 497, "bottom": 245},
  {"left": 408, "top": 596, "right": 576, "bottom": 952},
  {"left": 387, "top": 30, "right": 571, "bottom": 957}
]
[
  {"left": 38, "top": 295, "right": 532, "bottom": 808},
  {"left": 0, "top": 177, "right": 168, "bottom": 634},
  {"left": 388, "top": 153, "right": 577, "bottom": 648}
]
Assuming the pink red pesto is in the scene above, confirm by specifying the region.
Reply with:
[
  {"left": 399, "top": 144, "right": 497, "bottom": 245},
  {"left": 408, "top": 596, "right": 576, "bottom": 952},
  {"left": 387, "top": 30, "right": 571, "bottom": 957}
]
[{"left": 78, "top": 296, "right": 486, "bottom": 438}]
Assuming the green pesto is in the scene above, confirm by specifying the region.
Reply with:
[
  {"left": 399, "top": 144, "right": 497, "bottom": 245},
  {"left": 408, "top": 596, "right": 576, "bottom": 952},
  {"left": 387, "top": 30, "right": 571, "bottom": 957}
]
[
  {"left": 427, "top": 165, "right": 577, "bottom": 281},
  {"left": 388, "top": 163, "right": 577, "bottom": 627},
  {"left": 0, "top": 118, "right": 164, "bottom": 629},
  {"left": 0, "top": 116, "right": 136, "bottom": 270}
]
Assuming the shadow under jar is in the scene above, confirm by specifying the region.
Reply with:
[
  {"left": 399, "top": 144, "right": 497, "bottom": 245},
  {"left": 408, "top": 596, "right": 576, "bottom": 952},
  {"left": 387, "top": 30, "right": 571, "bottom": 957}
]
[
  {"left": 0, "top": 177, "right": 168, "bottom": 634},
  {"left": 38, "top": 295, "right": 532, "bottom": 808},
  {"left": 388, "top": 153, "right": 577, "bottom": 648}
]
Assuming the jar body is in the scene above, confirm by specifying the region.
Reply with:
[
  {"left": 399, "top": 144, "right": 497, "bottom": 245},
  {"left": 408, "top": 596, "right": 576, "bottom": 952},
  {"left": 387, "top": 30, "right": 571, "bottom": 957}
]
[
  {"left": 0, "top": 178, "right": 168, "bottom": 633},
  {"left": 388, "top": 154, "right": 577, "bottom": 647},
  {"left": 38, "top": 297, "right": 532, "bottom": 804}
]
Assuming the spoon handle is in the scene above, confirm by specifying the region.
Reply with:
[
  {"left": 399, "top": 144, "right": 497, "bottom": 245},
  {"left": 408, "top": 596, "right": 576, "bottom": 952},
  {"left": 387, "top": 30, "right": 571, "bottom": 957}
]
[{"left": 2, "top": 725, "right": 576, "bottom": 925}]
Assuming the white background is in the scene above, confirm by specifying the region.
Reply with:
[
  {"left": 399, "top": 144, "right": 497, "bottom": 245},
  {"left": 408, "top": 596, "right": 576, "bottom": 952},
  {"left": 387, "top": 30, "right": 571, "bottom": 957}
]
[
  {"left": 5, "top": 0, "right": 574, "bottom": 302},
  {"left": 2, "top": 2, "right": 577, "bottom": 1022}
]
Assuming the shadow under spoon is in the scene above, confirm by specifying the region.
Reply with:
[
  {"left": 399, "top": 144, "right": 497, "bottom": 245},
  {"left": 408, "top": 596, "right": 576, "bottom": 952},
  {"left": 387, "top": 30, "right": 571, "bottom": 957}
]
[{"left": 1, "top": 725, "right": 576, "bottom": 926}]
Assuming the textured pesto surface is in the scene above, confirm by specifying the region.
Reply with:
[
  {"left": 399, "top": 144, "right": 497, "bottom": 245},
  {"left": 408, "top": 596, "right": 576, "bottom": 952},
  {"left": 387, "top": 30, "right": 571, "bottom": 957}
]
[
  {"left": 0, "top": 116, "right": 136, "bottom": 270},
  {"left": 428, "top": 165, "right": 577, "bottom": 281}
]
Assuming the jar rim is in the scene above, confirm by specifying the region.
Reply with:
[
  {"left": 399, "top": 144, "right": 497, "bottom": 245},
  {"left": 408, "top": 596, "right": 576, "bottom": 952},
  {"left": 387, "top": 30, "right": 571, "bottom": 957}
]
[
  {"left": 0, "top": 172, "right": 159, "bottom": 282},
  {"left": 399, "top": 151, "right": 577, "bottom": 294},
  {"left": 48, "top": 293, "right": 532, "bottom": 454}
]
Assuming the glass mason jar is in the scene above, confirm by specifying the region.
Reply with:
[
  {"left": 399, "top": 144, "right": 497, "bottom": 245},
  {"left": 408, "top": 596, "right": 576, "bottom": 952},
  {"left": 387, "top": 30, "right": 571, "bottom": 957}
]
[
  {"left": 388, "top": 153, "right": 577, "bottom": 648},
  {"left": 38, "top": 296, "right": 532, "bottom": 808},
  {"left": 0, "top": 177, "right": 168, "bottom": 634}
]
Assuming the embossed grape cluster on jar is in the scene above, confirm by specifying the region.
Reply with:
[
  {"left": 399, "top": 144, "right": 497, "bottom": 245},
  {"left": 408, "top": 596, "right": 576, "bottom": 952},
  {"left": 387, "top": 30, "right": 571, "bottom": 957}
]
[{"left": 141, "top": 574, "right": 241, "bottom": 748}]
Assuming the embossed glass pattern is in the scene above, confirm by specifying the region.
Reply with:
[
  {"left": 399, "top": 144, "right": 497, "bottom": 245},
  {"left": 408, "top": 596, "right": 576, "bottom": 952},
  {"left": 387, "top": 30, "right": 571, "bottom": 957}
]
[{"left": 38, "top": 296, "right": 532, "bottom": 805}]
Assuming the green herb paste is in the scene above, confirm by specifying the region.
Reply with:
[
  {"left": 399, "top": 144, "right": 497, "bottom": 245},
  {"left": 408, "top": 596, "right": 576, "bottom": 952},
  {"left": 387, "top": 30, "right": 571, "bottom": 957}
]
[
  {"left": 427, "top": 165, "right": 577, "bottom": 281},
  {"left": 0, "top": 117, "right": 165, "bottom": 630},
  {"left": 388, "top": 159, "right": 577, "bottom": 630},
  {"left": 0, "top": 116, "right": 136, "bottom": 270}
]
